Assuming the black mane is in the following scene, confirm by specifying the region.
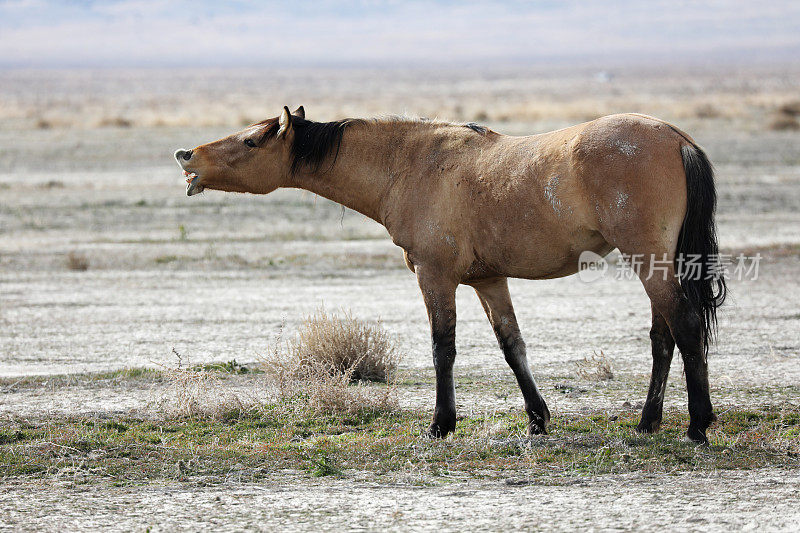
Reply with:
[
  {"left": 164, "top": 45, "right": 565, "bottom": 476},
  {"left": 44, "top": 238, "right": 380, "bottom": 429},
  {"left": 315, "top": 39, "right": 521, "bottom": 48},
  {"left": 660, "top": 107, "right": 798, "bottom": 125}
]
[
  {"left": 257, "top": 115, "right": 486, "bottom": 174},
  {"left": 259, "top": 116, "right": 361, "bottom": 175},
  {"left": 464, "top": 122, "right": 487, "bottom": 134}
]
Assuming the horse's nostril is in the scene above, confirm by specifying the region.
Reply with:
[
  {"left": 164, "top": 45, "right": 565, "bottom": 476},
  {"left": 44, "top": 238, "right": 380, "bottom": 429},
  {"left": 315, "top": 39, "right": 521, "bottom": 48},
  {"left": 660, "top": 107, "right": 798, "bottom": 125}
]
[{"left": 174, "top": 149, "right": 193, "bottom": 162}]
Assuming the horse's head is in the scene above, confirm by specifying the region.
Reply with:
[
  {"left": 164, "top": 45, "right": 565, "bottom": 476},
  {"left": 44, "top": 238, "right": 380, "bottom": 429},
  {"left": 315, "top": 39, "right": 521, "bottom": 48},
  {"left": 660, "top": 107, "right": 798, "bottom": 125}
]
[{"left": 174, "top": 106, "right": 304, "bottom": 196}]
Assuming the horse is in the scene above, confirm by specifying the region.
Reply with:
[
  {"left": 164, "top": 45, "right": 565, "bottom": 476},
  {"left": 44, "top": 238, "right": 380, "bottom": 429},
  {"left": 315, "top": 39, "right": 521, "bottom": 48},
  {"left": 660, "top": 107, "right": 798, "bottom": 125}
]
[{"left": 174, "top": 106, "right": 726, "bottom": 444}]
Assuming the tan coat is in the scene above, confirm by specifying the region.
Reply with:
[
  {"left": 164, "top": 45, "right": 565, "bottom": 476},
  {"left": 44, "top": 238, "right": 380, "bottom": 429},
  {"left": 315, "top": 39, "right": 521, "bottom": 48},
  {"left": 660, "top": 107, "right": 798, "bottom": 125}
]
[{"left": 175, "top": 108, "right": 723, "bottom": 443}]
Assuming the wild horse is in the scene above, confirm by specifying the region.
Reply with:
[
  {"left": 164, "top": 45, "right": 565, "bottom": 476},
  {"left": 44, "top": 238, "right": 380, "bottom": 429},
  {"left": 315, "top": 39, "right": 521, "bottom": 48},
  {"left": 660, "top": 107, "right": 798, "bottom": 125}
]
[{"left": 175, "top": 107, "right": 726, "bottom": 443}]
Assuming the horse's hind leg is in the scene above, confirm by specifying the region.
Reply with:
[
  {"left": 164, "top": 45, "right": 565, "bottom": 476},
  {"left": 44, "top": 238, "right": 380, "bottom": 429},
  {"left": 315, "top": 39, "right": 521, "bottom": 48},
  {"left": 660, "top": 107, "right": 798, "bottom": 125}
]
[
  {"left": 637, "top": 303, "right": 675, "bottom": 433},
  {"left": 472, "top": 278, "right": 550, "bottom": 435},
  {"left": 640, "top": 272, "right": 716, "bottom": 444}
]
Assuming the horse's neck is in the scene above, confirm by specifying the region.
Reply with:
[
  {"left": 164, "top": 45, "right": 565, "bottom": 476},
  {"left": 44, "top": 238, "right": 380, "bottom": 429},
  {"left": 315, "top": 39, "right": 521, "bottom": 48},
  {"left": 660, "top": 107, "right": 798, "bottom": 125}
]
[{"left": 288, "top": 122, "right": 417, "bottom": 223}]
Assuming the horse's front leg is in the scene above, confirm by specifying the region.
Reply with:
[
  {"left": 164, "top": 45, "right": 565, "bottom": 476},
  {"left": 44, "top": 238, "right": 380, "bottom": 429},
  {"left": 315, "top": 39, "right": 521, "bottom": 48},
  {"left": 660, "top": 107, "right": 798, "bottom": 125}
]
[
  {"left": 416, "top": 265, "right": 459, "bottom": 438},
  {"left": 472, "top": 278, "right": 550, "bottom": 435}
]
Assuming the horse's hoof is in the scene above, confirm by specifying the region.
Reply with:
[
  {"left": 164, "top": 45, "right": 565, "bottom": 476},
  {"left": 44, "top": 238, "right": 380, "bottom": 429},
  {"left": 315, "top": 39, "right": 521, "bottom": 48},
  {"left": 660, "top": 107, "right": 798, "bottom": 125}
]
[
  {"left": 426, "top": 421, "right": 454, "bottom": 439},
  {"left": 527, "top": 413, "right": 548, "bottom": 436},
  {"left": 684, "top": 410, "right": 716, "bottom": 444},
  {"left": 685, "top": 426, "right": 709, "bottom": 446},
  {"left": 528, "top": 424, "right": 548, "bottom": 436},
  {"left": 635, "top": 418, "right": 661, "bottom": 434}
]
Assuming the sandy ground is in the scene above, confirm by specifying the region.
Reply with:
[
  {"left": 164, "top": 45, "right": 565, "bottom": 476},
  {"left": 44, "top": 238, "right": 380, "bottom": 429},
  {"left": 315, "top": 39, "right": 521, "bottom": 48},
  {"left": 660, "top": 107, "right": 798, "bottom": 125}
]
[
  {"left": 2, "top": 470, "right": 799, "bottom": 532},
  {"left": 1, "top": 127, "right": 798, "bottom": 390},
  {"left": 1, "top": 68, "right": 799, "bottom": 530},
  {"left": 1, "top": 252, "right": 799, "bottom": 421}
]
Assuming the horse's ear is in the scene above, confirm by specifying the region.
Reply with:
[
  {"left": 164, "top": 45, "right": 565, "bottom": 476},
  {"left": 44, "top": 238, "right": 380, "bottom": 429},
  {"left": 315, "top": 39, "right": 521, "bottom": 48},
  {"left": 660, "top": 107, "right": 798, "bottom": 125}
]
[
  {"left": 292, "top": 106, "right": 305, "bottom": 119},
  {"left": 277, "top": 106, "right": 292, "bottom": 138}
]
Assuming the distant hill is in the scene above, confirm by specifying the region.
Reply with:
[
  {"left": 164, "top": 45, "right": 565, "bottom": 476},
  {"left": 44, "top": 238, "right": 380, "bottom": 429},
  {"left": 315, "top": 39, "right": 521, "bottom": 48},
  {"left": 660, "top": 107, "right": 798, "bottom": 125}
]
[{"left": 1, "top": 0, "right": 799, "bottom": 68}]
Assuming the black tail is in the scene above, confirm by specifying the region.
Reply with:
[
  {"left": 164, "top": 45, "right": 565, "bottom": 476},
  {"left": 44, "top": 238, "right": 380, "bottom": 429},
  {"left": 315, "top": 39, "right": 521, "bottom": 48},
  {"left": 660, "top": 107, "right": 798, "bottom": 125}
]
[{"left": 678, "top": 144, "right": 727, "bottom": 354}]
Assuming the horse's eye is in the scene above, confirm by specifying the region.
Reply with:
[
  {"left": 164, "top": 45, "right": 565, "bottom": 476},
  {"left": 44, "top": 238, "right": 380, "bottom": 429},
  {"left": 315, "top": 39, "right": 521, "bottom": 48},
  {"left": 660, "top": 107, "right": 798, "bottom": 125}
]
[{"left": 244, "top": 139, "right": 257, "bottom": 148}]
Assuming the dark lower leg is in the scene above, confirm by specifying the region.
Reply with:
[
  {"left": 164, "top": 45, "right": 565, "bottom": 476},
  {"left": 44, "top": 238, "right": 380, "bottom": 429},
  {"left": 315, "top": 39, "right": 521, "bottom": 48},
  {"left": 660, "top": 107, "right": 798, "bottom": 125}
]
[
  {"left": 502, "top": 336, "right": 550, "bottom": 434},
  {"left": 682, "top": 353, "right": 716, "bottom": 443},
  {"left": 473, "top": 278, "right": 549, "bottom": 435},
  {"left": 667, "top": 301, "right": 716, "bottom": 444},
  {"left": 418, "top": 269, "right": 458, "bottom": 438},
  {"left": 429, "top": 324, "right": 457, "bottom": 437},
  {"left": 639, "top": 261, "right": 716, "bottom": 443},
  {"left": 637, "top": 307, "right": 675, "bottom": 433}
]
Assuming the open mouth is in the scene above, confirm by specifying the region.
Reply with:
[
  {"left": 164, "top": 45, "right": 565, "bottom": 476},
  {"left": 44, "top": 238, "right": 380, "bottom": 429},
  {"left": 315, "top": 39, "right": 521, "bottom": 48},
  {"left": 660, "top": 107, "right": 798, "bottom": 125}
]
[{"left": 183, "top": 171, "right": 204, "bottom": 196}]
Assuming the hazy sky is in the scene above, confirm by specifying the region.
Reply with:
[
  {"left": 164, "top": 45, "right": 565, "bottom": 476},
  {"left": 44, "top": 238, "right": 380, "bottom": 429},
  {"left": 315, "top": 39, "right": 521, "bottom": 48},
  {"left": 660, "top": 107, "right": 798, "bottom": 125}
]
[{"left": 1, "top": 0, "right": 799, "bottom": 68}]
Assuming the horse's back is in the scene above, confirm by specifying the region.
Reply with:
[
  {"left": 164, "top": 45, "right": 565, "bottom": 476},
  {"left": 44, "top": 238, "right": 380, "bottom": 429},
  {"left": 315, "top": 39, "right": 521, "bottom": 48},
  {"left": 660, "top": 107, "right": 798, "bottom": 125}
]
[{"left": 462, "top": 114, "right": 691, "bottom": 280}]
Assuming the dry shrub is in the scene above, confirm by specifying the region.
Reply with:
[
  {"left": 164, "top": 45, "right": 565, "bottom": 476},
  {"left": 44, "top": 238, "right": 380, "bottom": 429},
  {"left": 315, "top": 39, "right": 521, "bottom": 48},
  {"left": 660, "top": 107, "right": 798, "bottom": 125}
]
[
  {"left": 66, "top": 251, "right": 89, "bottom": 271},
  {"left": 694, "top": 103, "right": 721, "bottom": 119},
  {"left": 767, "top": 112, "right": 800, "bottom": 131},
  {"left": 777, "top": 101, "right": 800, "bottom": 116},
  {"left": 38, "top": 180, "right": 65, "bottom": 189},
  {"left": 289, "top": 309, "right": 399, "bottom": 383},
  {"left": 260, "top": 311, "right": 401, "bottom": 416},
  {"left": 95, "top": 116, "right": 133, "bottom": 128},
  {"left": 575, "top": 350, "right": 614, "bottom": 381}
]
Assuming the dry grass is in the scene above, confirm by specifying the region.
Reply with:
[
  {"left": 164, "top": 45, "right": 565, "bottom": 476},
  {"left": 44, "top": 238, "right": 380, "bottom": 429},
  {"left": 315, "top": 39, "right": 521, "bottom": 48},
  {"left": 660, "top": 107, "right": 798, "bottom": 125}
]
[
  {"left": 6, "top": 67, "right": 800, "bottom": 133},
  {"left": 11, "top": 89, "right": 796, "bottom": 131},
  {"left": 262, "top": 347, "right": 398, "bottom": 416},
  {"left": 151, "top": 349, "right": 256, "bottom": 420},
  {"left": 575, "top": 350, "right": 614, "bottom": 381},
  {"left": 151, "top": 311, "right": 402, "bottom": 421},
  {"left": 65, "top": 251, "right": 89, "bottom": 271},
  {"left": 94, "top": 116, "right": 133, "bottom": 128}
]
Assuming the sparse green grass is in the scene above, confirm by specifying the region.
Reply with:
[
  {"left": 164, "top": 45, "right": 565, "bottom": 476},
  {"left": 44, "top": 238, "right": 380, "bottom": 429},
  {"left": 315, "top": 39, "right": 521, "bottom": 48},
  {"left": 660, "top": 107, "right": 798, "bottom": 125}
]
[
  {"left": 2, "top": 364, "right": 798, "bottom": 483},
  {"left": 154, "top": 255, "right": 181, "bottom": 264},
  {"left": 0, "top": 367, "right": 163, "bottom": 390},
  {"left": 191, "top": 360, "right": 255, "bottom": 375},
  {"left": 148, "top": 251, "right": 404, "bottom": 270},
  {"left": 307, "top": 454, "right": 344, "bottom": 477},
  {"left": 0, "top": 364, "right": 256, "bottom": 391},
  {"left": 1, "top": 405, "right": 796, "bottom": 483}
]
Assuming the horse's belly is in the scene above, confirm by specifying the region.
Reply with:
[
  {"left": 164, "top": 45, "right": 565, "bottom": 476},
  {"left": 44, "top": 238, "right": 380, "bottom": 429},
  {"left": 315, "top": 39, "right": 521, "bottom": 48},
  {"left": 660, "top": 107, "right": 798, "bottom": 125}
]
[{"left": 467, "top": 228, "right": 612, "bottom": 281}]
